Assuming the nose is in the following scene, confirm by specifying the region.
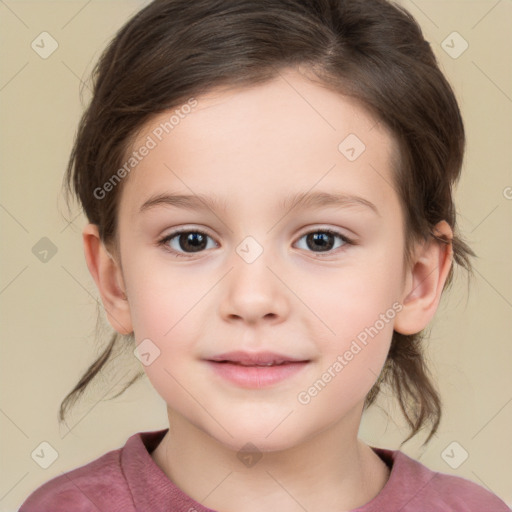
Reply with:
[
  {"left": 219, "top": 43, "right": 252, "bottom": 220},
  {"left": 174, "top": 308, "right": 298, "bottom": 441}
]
[{"left": 218, "top": 246, "right": 289, "bottom": 326}]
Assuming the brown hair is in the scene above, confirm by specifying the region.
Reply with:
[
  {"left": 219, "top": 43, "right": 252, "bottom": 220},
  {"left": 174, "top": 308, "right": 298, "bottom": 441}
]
[{"left": 60, "top": 0, "right": 475, "bottom": 447}]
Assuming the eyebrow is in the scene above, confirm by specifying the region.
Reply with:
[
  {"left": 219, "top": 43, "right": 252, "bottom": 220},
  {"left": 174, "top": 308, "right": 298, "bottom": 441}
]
[{"left": 138, "top": 191, "right": 380, "bottom": 216}]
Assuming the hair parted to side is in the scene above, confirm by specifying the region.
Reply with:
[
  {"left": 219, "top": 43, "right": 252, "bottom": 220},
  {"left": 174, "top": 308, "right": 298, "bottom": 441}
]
[{"left": 60, "top": 0, "right": 475, "bottom": 447}]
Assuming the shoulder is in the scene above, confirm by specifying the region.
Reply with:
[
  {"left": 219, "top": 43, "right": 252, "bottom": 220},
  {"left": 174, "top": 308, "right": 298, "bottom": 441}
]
[
  {"left": 18, "top": 439, "right": 133, "bottom": 512},
  {"left": 370, "top": 447, "right": 511, "bottom": 512},
  {"left": 423, "top": 470, "right": 511, "bottom": 511}
]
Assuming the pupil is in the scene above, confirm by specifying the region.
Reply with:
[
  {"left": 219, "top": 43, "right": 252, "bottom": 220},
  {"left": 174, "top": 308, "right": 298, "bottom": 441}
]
[
  {"left": 307, "top": 232, "right": 333, "bottom": 251},
  {"left": 181, "top": 233, "right": 206, "bottom": 252}
]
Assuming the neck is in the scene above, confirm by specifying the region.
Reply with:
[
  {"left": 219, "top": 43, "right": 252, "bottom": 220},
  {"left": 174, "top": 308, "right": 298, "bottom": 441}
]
[{"left": 151, "top": 404, "right": 390, "bottom": 512}]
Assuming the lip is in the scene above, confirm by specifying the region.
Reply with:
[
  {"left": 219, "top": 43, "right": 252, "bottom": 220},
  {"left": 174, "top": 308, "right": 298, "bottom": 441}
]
[
  {"left": 208, "top": 350, "right": 309, "bottom": 365},
  {"left": 205, "top": 351, "right": 310, "bottom": 388}
]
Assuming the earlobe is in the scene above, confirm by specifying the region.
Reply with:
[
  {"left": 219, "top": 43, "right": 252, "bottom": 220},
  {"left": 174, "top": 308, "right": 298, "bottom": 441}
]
[
  {"left": 82, "top": 223, "right": 133, "bottom": 335},
  {"left": 394, "top": 221, "right": 453, "bottom": 335}
]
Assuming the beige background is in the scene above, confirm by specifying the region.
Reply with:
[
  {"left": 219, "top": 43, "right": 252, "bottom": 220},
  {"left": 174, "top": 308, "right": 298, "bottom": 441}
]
[{"left": 1, "top": 0, "right": 511, "bottom": 510}]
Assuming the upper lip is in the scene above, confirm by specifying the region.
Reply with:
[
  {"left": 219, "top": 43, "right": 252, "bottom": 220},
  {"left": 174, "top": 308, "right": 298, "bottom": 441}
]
[{"left": 207, "top": 351, "right": 310, "bottom": 366}]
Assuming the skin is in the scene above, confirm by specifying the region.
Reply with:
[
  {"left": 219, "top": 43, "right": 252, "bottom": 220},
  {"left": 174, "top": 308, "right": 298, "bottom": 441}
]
[{"left": 83, "top": 68, "right": 453, "bottom": 511}]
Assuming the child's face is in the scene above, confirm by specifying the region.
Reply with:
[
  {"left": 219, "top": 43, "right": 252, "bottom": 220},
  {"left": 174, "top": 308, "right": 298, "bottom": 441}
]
[{"left": 115, "top": 69, "right": 409, "bottom": 451}]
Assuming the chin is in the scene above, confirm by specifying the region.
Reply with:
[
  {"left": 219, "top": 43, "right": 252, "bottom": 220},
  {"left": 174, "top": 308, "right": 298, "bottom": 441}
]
[{"left": 199, "top": 414, "right": 313, "bottom": 454}]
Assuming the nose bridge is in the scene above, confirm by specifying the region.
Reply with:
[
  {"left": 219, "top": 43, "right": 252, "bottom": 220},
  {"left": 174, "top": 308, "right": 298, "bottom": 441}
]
[
  {"left": 220, "top": 232, "right": 286, "bottom": 323},
  {"left": 235, "top": 233, "right": 268, "bottom": 266},
  {"left": 232, "top": 233, "right": 276, "bottom": 291}
]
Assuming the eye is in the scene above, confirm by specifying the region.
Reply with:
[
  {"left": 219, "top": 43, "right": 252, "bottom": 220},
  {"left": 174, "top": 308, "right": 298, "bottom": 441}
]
[
  {"left": 158, "top": 229, "right": 217, "bottom": 258},
  {"left": 294, "top": 228, "right": 354, "bottom": 256},
  {"left": 157, "top": 227, "right": 354, "bottom": 258}
]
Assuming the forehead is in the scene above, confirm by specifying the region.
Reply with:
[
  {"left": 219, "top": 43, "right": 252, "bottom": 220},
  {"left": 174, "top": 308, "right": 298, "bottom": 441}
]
[{"left": 120, "top": 69, "right": 399, "bottom": 217}]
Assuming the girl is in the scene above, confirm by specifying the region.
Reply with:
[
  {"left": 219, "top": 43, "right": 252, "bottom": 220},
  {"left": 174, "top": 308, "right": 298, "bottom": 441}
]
[{"left": 19, "top": 0, "right": 510, "bottom": 510}]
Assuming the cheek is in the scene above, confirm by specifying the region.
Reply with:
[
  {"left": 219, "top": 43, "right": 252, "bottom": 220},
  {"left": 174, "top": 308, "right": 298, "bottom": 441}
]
[
  {"left": 297, "top": 318, "right": 394, "bottom": 425},
  {"left": 124, "top": 257, "right": 202, "bottom": 338},
  {"left": 122, "top": 264, "right": 203, "bottom": 394},
  {"left": 300, "top": 250, "right": 403, "bottom": 394},
  {"left": 303, "top": 256, "right": 403, "bottom": 342},
  {"left": 126, "top": 272, "right": 204, "bottom": 413}
]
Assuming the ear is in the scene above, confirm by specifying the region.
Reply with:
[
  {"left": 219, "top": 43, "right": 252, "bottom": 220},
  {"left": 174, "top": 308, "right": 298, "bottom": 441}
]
[
  {"left": 394, "top": 220, "right": 453, "bottom": 335},
  {"left": 82, "top": 223, "right": 133, "bottom": 335}
]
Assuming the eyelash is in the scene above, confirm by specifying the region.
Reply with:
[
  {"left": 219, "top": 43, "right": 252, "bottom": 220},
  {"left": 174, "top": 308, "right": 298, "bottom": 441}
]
[{"left": 157, "top": 227, "right": 355, "bottom": 259}]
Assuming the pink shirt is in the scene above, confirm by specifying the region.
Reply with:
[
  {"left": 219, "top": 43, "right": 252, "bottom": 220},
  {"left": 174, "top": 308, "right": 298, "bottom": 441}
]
[{"left": 19, "top": 429, "right": 510, "bottom": 511}]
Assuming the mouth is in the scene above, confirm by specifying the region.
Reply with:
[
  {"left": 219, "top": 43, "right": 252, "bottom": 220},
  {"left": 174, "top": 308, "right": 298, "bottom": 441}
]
[
  {"left": 214, "top": 360, "right": 296, "bottom": 366},
  {"left": 208, "top": 350, "right": 309, "bottom": 365},
  {"left": 205, "top": 351, "right": 311, "bottom": 388}
]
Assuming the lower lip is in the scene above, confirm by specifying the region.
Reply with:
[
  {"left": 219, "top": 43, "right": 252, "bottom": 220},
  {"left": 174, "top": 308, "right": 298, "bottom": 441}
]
[{"left": 206, "top": 361, "right": 309, "bottom": 388}]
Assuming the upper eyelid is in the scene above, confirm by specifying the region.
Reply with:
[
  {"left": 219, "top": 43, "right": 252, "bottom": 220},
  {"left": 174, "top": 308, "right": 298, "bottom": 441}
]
[{"left": 161, "top": 226, "right": 216, "bottom": 242}]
